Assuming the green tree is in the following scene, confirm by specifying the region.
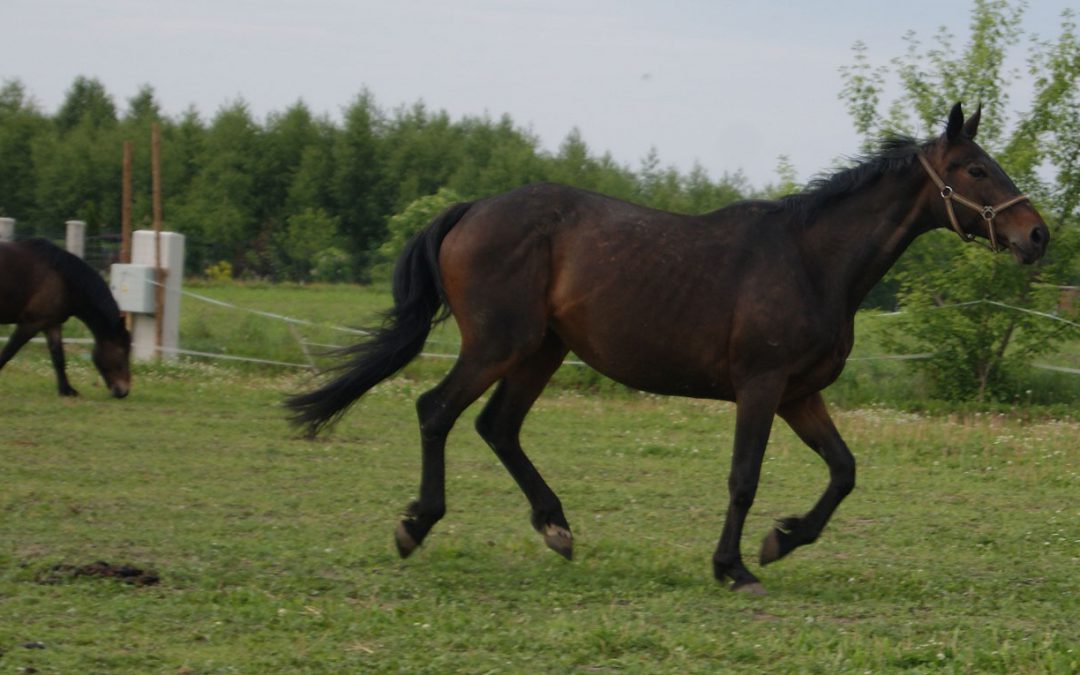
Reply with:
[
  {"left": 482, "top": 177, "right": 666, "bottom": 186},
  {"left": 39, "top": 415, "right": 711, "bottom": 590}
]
[
  {"left": 173, "top": 100, "right": 262, "bottom": 273},
  {"left": 382, "top": 103, "right": 466, "bottom": 211},
  {"left": 285, "top": 129, "right": 337, "bottom": 216},
  {"left": 372, "top": 187, "right": 463, "bottom": 280},
  {"left": 276, "top": 207, "right": 347, "bottom": 282},
  {"left": 30, "top": 77, "right": 120, "bottom": 238},
  {"left": 548, "top": 128, "right": 601, "bottom": 188},
  {"left": 840, "top": 1, "right": 1080, "bottom": 400},
  {"left": 54, "top": 76, "right": 117, "bottom": 135},
  {"left": 261, "top": 101, "right": 323, "bottom": 222},
  {"left": 116, "top": 85, "right": 168, "bottom": 231},
  {"left": 0, "top": 80, "right": 49, "bottom": 220},
  {"left": 1, "top": 78, "right": 769, "bottom": 281},
  {"left": 333, "top": 91, "right": 390, "bottom": 276},
  {"left": 447, "top": 114, "right": 544, "bottom": 197}
]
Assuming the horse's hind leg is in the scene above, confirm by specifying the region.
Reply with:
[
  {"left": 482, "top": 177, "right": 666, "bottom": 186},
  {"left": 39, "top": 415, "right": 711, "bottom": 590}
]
[
  {"left": 44, "top": 326, "right": 78, "bottom": 396},
  {"left": 760, "top": 392, "right": 855, "bottom": 565},
  {"left": 474, "top": 331, "right": 572, "bottom": 559},
  {"left": 395, "top": 356, "right": 508, "bottom": 558}
]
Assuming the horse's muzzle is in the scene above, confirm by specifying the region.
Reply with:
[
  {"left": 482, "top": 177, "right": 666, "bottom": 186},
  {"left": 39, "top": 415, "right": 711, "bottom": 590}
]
[
  {"left": 111, "top": 383, "right": 131, "bottom": 399},
  {"left": 1010, "top": 222, "right": 1049, "bottom": 265}
]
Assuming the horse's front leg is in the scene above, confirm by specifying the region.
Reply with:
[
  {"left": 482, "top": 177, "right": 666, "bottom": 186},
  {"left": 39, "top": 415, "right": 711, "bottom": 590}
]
[
  {"left": 713, "top": 375, "right": 784, "bottom": 595},
  {"left": 44, "top": 325, "right": 78, "bottom": 396},
  {"left": 760, "top": 392, "right": 855, "bottom": 565}
]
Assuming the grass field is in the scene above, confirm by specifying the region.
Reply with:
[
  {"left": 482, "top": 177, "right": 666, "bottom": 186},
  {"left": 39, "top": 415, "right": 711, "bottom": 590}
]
[{"left": 1, "top": 284, "right": 1078, "bottom": 672}]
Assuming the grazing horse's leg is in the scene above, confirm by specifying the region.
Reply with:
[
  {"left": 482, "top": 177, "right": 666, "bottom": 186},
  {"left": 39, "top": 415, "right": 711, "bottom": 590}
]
[
  {"left": 474, "top": 331, "right": 573, "bottom": 559},
  {"left": 713, "top": 375, "right": 785, "bottom": 594},
  {"left": 0, "top": 324, "right": 37, "bottom": 373},
  {"left": 395, "top": 355, "right": 507, "bottom": 558},
  {"left": 44, "top": 325, "right": 78, "bottom": 397},
  {"left": 760, "top": 392, "right": 856, "bottom": 565}
]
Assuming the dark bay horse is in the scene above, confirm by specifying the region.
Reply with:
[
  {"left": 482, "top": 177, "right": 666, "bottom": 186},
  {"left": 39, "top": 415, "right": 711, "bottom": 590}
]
[
  {"left": 0, "top": 238, "right": 131, "bottom": 398},
  {"left": 288, "top": 104, "right": 1047, "bottom": 594}
]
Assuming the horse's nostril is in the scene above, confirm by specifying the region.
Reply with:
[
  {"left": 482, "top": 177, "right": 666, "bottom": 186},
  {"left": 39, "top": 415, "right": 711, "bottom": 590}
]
[{"left": 1031, "top": 228, "right": 1043, "bottom": 245}]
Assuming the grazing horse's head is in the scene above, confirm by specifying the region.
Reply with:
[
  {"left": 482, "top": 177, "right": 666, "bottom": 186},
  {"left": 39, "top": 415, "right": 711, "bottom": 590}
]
[
  {"left": 93, "top": 320, "right": 131, "bottom": 398},
  {"left": 920, "top": 102, "right": 1049, "bottom": 264}
]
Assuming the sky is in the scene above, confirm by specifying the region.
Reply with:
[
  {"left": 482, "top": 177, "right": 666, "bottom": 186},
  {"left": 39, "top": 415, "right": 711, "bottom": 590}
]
[{"left": 2, "top": 0, "right": 1074, "bottom": 188}]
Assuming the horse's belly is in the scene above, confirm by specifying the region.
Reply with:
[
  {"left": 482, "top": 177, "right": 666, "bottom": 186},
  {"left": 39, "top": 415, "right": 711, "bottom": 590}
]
[
  {"left": 0, "top": 297, "right": 25, "bottom": 324},
  {"left": 554, "top": 320, "right": 735, "bottom": 399}
]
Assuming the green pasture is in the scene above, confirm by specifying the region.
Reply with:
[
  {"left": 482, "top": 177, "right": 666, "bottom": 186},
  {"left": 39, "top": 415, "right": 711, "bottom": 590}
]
[{"left": 1, "top": 284, "right": 1078, "bottom": 672}]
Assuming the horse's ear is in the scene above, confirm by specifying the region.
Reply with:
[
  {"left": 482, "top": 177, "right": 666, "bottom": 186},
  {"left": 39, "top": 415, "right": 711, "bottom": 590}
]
[
  {"left": 945, "top": 102, "right": 964, "bottom": 142},
  {"left": 962, "top": 103, "right": 982, "bottom": 140}
]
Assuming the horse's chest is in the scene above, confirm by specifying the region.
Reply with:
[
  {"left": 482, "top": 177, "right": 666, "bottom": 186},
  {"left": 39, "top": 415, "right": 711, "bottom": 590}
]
[{"left": 792, "top": 325, "right": 855, "bottom": 389}]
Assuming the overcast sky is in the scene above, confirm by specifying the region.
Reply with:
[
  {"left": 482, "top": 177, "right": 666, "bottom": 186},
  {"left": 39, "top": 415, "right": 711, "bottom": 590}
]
[{"left": 3, "top": 1, "right": 1073, "bottom": 188}]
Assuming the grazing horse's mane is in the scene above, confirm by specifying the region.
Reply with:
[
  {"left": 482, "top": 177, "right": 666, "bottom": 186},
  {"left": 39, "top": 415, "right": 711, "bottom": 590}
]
[
  {"left": 22, "top": 237, "right": 123, "bottom": 337},
  {"left": 776, "top": 134, "right": 927, "bottom": 226}
]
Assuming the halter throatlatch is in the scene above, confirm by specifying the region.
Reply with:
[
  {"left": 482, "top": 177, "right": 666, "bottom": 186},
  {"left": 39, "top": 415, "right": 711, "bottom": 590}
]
[{"left": 916, "top": 152, "right": 1030, "bottom": 252}]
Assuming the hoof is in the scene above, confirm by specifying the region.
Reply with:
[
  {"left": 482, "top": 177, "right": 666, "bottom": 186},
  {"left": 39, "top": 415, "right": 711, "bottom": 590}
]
[
  {"left": 759, "top": 529, "right": 783, "bottom": 566},
  {"left": 542, "top": 524, "right": 573, "bottom": 561},
  {"left": 731, "top": 581, "right": 767, "bottom": 596},
  {"left": 394, "top": 521, "right": 418, "bottom": 559}
]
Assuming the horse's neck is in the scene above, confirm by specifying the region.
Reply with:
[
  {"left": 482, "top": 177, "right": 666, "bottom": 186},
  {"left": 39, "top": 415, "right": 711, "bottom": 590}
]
[
  {"left": 802, "top": 172, "right": 933, "bottom": 316},
  {"left": 70, "top": 285, "right": 119, "bottom": 342},
  {"left": 73, "top": 305, "right": 111, "bottom": 340}
]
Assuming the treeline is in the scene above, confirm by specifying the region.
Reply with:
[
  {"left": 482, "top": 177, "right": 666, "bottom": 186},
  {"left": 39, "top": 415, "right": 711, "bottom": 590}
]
[{"left": 0, "top": 77, "right": 756, "bottom": 280}]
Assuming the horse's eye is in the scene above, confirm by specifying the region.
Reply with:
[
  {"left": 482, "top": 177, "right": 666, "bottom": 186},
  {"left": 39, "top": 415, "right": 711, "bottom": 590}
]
[{"left": 968, "top": 164, "right": 988, "bottom": 179}]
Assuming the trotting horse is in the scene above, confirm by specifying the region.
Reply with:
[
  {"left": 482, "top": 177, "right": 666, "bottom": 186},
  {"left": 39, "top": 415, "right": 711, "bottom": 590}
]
[
  {"left": 288, "top": 104, "right": 1047, "bottom": 594},
  {"left": 0, "top": 237, "right": 131, "bottom": 398}
]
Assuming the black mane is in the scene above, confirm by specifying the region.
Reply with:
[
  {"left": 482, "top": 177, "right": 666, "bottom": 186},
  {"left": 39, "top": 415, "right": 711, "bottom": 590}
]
[
  {"left": 23, "top": 238, "right": 124, "bottom": 338},
  {"left": 778, "top": 135, "right": 928, "bottom": 226}
]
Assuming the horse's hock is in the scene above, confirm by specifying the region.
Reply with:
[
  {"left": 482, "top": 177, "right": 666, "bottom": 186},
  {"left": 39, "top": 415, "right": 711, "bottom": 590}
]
[{"left": 110, "top": 229, "right": 185, "bottom": 362}]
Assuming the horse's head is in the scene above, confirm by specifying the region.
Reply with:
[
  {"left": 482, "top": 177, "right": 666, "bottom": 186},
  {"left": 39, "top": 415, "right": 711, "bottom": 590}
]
[
  {"left": 93, "top": 320, "right": 131, "bottom": 398},
  {"left": 920, "top": 102, "right": 1049, "bottom": 264}
]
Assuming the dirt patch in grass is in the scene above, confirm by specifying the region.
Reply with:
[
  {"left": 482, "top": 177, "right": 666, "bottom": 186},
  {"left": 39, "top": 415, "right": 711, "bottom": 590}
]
[{"left": 36, "top": 561, "right": 160, "bottom": 586}]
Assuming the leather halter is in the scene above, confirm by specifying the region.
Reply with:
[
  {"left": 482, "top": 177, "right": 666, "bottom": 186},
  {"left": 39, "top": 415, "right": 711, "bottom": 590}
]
[{"left": 916, "top": 151, "right": 1030, "bottom": 252}]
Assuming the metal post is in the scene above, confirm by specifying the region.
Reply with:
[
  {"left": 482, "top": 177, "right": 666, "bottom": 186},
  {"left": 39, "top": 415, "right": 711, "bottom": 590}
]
[
  {"left": 0, "top": 218, "right": 14, "bottom": 242},
  {"left": 121, "top": 141, "right": 133, "bottom": 264},
  {"left": 151, "top": 123, "right": 165, "bottom": 359}
]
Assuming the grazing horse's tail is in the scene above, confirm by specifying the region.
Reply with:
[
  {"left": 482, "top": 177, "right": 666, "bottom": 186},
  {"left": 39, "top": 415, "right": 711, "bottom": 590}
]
[{"left": 286, "top": 202, "right": 474, "bottom": 435}]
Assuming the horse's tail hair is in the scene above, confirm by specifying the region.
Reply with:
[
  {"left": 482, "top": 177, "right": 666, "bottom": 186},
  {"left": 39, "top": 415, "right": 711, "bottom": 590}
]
[{"left": 285, "top": 201, "right": 474, "bottom": 436}]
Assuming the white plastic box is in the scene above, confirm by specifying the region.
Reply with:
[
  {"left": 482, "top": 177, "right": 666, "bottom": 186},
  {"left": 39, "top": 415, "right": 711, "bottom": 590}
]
[{"left": 109, "top": 263, "right": 157, "bottom": 313}]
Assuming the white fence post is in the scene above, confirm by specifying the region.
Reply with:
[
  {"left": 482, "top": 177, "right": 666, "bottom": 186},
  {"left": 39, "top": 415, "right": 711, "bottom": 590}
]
[
  {"left": 125, "top": 230, "right": 185, "bottom": 361},
  {"left": 0, "top": 218, "right": 14, "bottom": 242},
  {"left": 65, "top": 220, "right": 86, "bottom": 258}
]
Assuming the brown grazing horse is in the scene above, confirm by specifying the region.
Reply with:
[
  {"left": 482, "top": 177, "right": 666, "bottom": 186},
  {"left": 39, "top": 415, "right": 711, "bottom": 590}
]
[
  {"left": 288, "top": 104, "right": 1047, "bottom": 594},
  {"left": 0, "top": 238, "right": 131, "bottom": 398}
]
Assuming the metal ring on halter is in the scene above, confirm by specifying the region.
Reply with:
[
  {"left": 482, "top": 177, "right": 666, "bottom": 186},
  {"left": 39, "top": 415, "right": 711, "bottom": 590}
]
[
  {"left": 981, "top": 206, "right": 996, "bottom": 221},
  {"left": 940, "top": 186, "right": 953, "bottom": 198}
]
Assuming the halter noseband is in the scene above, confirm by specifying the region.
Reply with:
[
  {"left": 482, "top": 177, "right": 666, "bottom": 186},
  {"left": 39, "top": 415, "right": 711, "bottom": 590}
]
[{"left": 916, "top": 151, "right": 1030, "bottom": 252}]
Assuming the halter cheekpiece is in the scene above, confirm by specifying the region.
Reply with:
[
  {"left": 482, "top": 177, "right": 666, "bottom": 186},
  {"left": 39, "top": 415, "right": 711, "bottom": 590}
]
[{"left": 916, "top": 151, "right": 1030, "bottom": 251}]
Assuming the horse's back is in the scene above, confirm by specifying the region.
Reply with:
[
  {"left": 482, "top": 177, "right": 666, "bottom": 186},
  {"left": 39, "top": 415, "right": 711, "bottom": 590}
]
[
  {"left": 436, "top": 183, "right": 807, "bottom": 397},
  {"left": 0, "top": 240, "right": 69, "bottom": 326}
]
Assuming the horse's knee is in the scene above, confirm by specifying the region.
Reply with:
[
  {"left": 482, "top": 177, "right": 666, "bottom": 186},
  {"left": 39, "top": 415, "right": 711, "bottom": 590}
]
[{"left": 727, "top": 476, "right": 759, "bottom": 511}]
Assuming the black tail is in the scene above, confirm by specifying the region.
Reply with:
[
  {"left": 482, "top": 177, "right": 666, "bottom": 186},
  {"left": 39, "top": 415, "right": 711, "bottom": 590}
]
[{"left": 285, "top": 201, "right": 474, "bottom": 435}]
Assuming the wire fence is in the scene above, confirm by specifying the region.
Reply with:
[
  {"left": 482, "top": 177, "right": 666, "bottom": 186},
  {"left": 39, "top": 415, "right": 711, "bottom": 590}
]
[{"left": 135, "top": 284, "right": 1080, "bottom": 377}]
